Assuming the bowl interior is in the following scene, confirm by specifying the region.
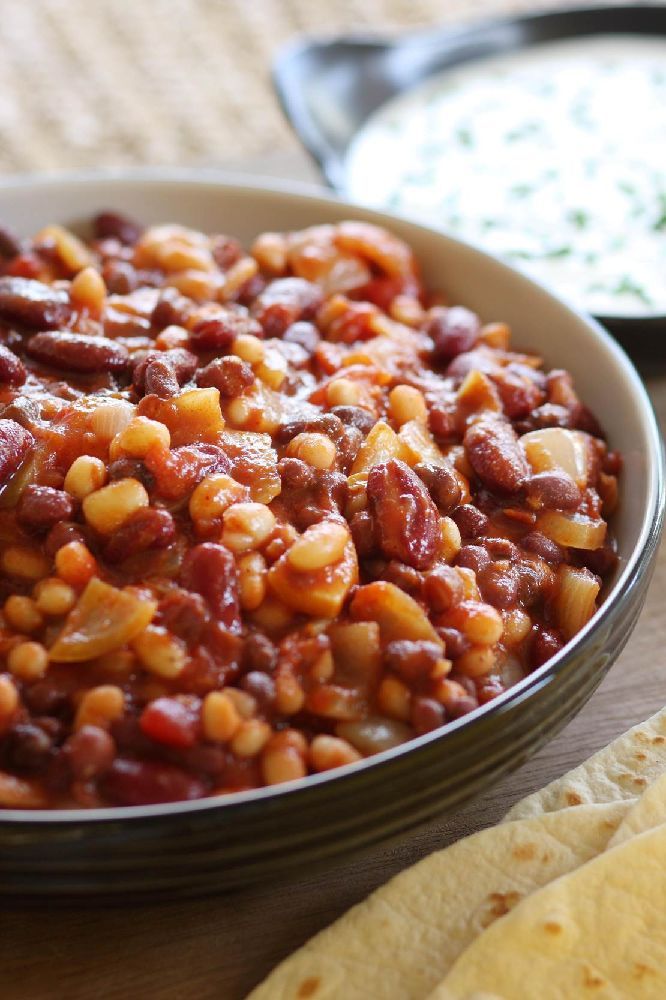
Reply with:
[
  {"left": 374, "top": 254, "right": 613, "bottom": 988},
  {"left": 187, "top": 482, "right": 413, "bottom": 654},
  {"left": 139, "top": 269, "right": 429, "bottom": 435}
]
[{"left": 0, "top": 171, "right": 660, "bottom": 818}]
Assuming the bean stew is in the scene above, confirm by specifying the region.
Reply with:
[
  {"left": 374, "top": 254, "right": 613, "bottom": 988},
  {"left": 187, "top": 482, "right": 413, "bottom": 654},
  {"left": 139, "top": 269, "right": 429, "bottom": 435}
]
[{"left": 0, "top": 215, "right": 619, "bottom": 808}]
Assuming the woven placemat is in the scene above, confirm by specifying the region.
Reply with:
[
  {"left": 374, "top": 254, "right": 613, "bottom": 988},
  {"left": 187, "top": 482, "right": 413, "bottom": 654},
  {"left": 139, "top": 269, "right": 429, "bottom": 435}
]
[{"left": 0, "top": 0, "right": 604, "bottom": 175}]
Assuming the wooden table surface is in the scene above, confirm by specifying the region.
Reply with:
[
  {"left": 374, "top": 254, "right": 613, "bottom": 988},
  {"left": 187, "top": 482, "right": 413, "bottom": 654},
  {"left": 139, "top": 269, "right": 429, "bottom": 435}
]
[{"left": 2, "top": 152, "right": 665, "bottom": 1000}]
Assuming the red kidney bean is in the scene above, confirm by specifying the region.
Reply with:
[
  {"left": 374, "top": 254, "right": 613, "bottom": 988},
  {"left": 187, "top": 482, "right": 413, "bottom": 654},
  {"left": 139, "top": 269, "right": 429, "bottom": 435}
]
[
  {"left": 428, "top": 401, "right": 457, "bottom": 440},
  {"left": 102, "top": 260, "right": 138, "bottom": 294},
  {"left": 211, "top": 235, "right": 243, "bottom": 270},
  {"left": 478, "top": 561, "right": 520, "bottom": 609},
  {"left": 143, "top": 358, "right": 180, "bottom": 398},
  {"left": 0, "top": 343, "right": 26, "bottom": 386},
  {"left": 429, "top": 306, "right": 481, "bottom": 364},
  {"left": 0, "top": 418, "right": 34, "bottom": 488},
  {"left": 413, "top": 462, "right": 462, "bottom": 514},
  {"left": 577, "top": 544, "right": 619, "bottom": 577},
  {"left": 367, "top": 459, "right": 439, "bottom": 570},
  {"left": 243, "top": 632, "right": 278, "bottom": 673},
  {"left": 252, "top": 278, "right": 323, "bottom": 337},
  {"left": 526, "top": 471, "right": 581, "bottom": 511},
  {"left": 464, "top": 417, "right": 530, "bottom": 494},
  {"left": 180, "top": 543, "right": 241, "bottom": 632},
  {"left": 521, "top": 530, "right": 565, "bottom": 564},
  {"left": 64, "top": 725, "right": 116, "bottom": 780},
  {"left": 276, "top": 412, "right": 344, "bottom": 446},
  {"left": 411, "top": 696, "right": 446, "bottom": 735},
  {"left": 481, "top": 537, "right": 519, "bottom": 560},
  {"left": 44, "top": 520, "right": 88, "bottom": 556},
  {"left": 336, "top": 425, "right": 364, "bottom": 471},
  {"left": 16, "top": 485, "right": 75, "bottom": 531},
  {"left": 157, "top": 589, "right": 209, "bottom": 645},
  {"left": 329, "top": 405, "right": 376, "bottom": 435},
  {"left": 437, "top": 627, "right": 470, "bottom": 660},
  {"left": 107, "top": 457, "right": 156, "bottom": 493},
  {"left": 139, "top": 697, "right": 201, "bottom": 749},
  {"left": 423, "top": 564, "right": 464, "bottom": 613},
  {"left": 133, "top": 348, "right": 197, "bottom": 395},
  {"left": 0, "top": 276, "right": 71, "bottom": 329},
  {"left": 452, "top": 504, "right": 489, "bottom": 539},
  {"left": 492, "top": 368, "right": 544, "bottom": 420},
  {"left": 151, "top": 287, "right": 191, "bottom": 329},
  {"left": 283, "top": 320, "right": 320, "bottom": 353},
  {"left": 26, "top": 331, "right": 130, "bottom": 374},
  {"left": 0, "top": 224, "right": 23, "bottom": 259},
  {"left": 239, "top": 671, "right": 276, "bottom": 709},
  {"left": 446, "top": 694, "right": 479, "bottom": 719},
  {"left": 531, "top": 626, "right": 564, "bottom": 668},
  {"left": 5, "top": 723, "right": 53, "bottom": 772},
  {"left": 189, "top": 309, "right": 262, "bottom": 350},
  {"left": 93, "top": 211, "right": 144, "bottom": 245},
  {"left": 103, "top": 758, "right": 208, "bottom": 805},
  {"left": 195, "top": 355, "right": 254, "bottom": 396},
  {"left": 380, "top": 560, "right": 423, "bottom": 595},
  {"left": 104, "top": 507, "right": 175, "bottom": 562},
  {"left": 516, "top": 558, "right": 553, "bottom": 606},
  {"left": 277, "top": 457, "right": 316, "bottom": 490},
  {"left": 385, "top": 640, "right": 444, "bottom": 681},
  {"left": 456, "top": 544, "right": 492, "bottom": 576}
]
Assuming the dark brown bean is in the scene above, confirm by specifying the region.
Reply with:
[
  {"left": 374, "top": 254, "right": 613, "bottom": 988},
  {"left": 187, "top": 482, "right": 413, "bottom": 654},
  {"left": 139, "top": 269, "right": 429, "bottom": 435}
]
[
  {"left": 102, "top": 260, "right": 138, "bottom": 295},
  {"left": 0, "top": 276, "right": 71, "bottom": 329},
  {"left": 276, "top": 413, "right": 344, "bottom": 445},
  {"left": 243, "top": 632, "right": 278, "bottom": 674},
  {"left": 482, "top": 537, "right": 519, "bottom": 560},
  {"left": 413, "top": 462, "right": 462, "bottom": 514},
  {"left": 0, "top": 418, "right": 34, "bottom": 488},
  {"left": 423, "top": 564, "right": 464, "bottom": 613},
  {"left": 151, "top": 287, "right": 191, "bottom": 329},
  {"left": 93, "top": 211, "right": 143, "bottom": 245},
  {"left": 0, "top": 343, "right": 26, "bottom": 386},
  {"left": 64, "top": 725, "right": 116, "bottom": 780},
  {"left": 189, "top": 309, "right": 262, "bottom": 351},
  {"left": 26, "top": 331, "right": 130, "bottom": 373},
  {"left": 349, "top": 510, "right": 376, "bottom": 559},
  {"left": 329, "top": 405, "right": 376, "bottom": 435},
  {"left": 429, "top": 306, "right": 480, "bottom": 364},
  {"left": 526, "top": 471, "right": 581, "bottom": 511},
  {"left": 0, "top": 224, "right": 23, "bottom": 260},
  {"left": 16, "top": 485, "right": 75, "bottom": 531},
  {"left": 335, "top": 425, "right": 364, "bottom": 471},
  {"left": 283, "top": 321, "right": 320, "bottom": 353},
  {"left": 252, "top": 278, "right": 323, "bottom": 337},
  {"left": 437, "top": 627, "right": 470, "bottom": 660},
  {"left": 239, "top": 671, "right": 276, "bottom": 709},
  {"left": 195, "top": 356, "right": 254, "bottom": 397},
  {"left": 411, "top": 696, "right": 446, "bottom": 735},
  {"left": 180, "top": 543, "right": 240, "bottom": 633},
  {"left": 133, "top": 348, "right": 197, "bottom": 395},
  {"left": 464, "top": 417, "right": 530, "bottom": 494},
  {"left": 367, "top": 459, "right": 439, "bottom": 570},
  {"left": 531, "top": 626, "right": 563, "bottom": 668},
  {"left": 104, "top": 507, "right": 175, "bottom": 562},
  {"left": 381, "top": 560, "right": 423, "bottom": 595},
  {"left": 211, "top": 235, "right": 243, "bottom": 270},
  {"left": 44, "top": 520, "right": 87, "bottom": 556},
  {"left": 157, "top": 588, "right": 209, "bottom": 644},
  {"left": 277, "top": 457, "right": 316, "bottom": 490},
  {"left": 452, "top": 504, "right": 489, "bottom": 539},
  {"left": 107, "top": 457, "right": 156, "bottom": 492},
  {"left": 385, "top": 639, "right": 444, "bottom": 681},
  {"left": 521, "top": 530, "right": 566, "bottom": 564},
  {"left": 143, "top": 358, "right": 180, "bottom": 398}
]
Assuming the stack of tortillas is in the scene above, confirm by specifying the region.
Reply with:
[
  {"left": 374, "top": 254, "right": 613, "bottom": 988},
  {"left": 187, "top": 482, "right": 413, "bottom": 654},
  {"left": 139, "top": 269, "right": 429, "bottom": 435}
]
[{"left": 249, "top": 707, "right": 666, "bottom": 999}]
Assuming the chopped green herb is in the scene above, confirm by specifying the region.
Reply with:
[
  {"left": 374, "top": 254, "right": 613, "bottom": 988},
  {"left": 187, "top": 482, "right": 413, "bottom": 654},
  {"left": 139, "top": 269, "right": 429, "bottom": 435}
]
[
  {"left": 569, "top": 210, "right": 589, "bottom": 230},
  {"left": 509, "top": 183, "right": 533, "bottom": 198},
  {"left": 614, "top": 277, "right": 652, "bottom": 307},
  {"left": 543, "top": 246, "right": 573, "bottom": 259},
  {"left": 455, "top": 127, "right": 474, "bottom": 148}
]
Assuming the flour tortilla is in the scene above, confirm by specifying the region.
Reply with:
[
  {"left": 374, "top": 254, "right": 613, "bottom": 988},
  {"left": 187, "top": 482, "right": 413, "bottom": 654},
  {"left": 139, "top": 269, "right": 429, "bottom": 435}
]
[
  {"left": 505, "top": 706, "right": 666, "bottom": 821},
  {"left": 247, "top": 802, "right": 631, "bottom": 1000},
  {"left": 609, "top": 770, "right": 666, "bottom": 848},
  {"left": 429, "top": 823, "right": 666, "bottom": 1000}
]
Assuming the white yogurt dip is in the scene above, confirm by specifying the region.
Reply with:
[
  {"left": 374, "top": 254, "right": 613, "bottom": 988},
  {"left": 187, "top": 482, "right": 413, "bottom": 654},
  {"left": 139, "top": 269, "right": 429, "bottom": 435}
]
[{"left": 345, "top": 35, "right": 666, "bottom": 316}]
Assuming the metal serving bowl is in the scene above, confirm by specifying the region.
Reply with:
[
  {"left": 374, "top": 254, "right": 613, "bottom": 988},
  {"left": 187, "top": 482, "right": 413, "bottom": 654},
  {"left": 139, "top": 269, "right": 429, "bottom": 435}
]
[{"left": 0, "top": 172, "right": 662, "bottom": 898}]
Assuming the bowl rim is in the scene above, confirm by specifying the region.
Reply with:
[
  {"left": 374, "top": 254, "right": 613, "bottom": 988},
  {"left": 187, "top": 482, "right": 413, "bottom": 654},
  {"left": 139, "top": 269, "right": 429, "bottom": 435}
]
[
  {"left": 271, "top": 3, "right": 666, "bottom": 325},
  {"left": 0, "top": 167, "right": 662, "bottom": 824}
]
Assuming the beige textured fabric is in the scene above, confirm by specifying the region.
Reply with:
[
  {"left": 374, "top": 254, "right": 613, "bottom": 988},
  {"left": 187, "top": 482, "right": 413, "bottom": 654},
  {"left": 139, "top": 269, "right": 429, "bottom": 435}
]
[{"left": 0, "top": 0, "right": 598, "bottom": 174}]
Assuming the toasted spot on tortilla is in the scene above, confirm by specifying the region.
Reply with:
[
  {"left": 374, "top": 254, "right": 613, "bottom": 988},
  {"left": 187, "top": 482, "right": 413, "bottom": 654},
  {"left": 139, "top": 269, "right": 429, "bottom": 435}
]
[
  {"left": 582, "top": 964, "right": 607, "bottom": 989},
  {"left": 542, "top": 919, "right": 563, "bottom": 935},
  {"left": 297, "top": 977, "right": 321, "bottom": 998},
  {"left": 479, "top": 891, "right": 523, "bottom": 927},
  {"left": 632, "top": 776, "right": 648, "bottom": 787},
  {"left": 653, "top": 734, "right": 666, "bottom": 744},
  {"left": 565, "top": 790, "right": 584, "bottom": 806},
  {"left": 634, "top": 751, "right": 648, "bottom": 761},
  {"left": 511, "top": 842, "right": 536, "bottom": 861},
  {"left": 633, "top": 962, "right": 656, "bottom": 979}
]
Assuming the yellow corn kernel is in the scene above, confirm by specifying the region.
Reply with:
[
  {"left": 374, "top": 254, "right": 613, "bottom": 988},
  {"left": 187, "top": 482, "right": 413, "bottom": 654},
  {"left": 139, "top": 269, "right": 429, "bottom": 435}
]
[
  {"left": 7, "top": 641, "right": 49, "bottom": 682},
  {"left": 238, "top": 552, "right": 267, "bottom": 611},
  {"left": 115, "top": 416, "right": 170, "bottom": 458},
  {"left": 1, "top": 546, "right": 51, "bottom": 580},
  {"left": 221, "top": 502, "right": 276, "bottom": 553},
  {"left": 32, "top": 578, "right": 77, "bottom": 617},
  {"left": 287, "top": 520, "right": 349, "bottom": 572},
  {"left": 82, "top": 478, "right": 149, "bottom": 535},
  {"left": 286, "top": 432, "right": 336, "bottom": 470},
  {"left": 74, "top": 685, "right": 125, "bottom": 730},
  {"left": 64, "top": 455, "right": 108, "bottom": 500},
  {"left": 132, "top": 626, "right": 187, "bottom": 679},
  {"left": 201, "top": 691, "right": 241, "bottom": 743},
  {"left": 189, "top": 473, "right": 247, "bottom": 534},
  {"left": 3, "top": 595, "right": 44, "bottom": 633},
  {"left": 388, "top": 384, "right": 428, "bottom": 426}
]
